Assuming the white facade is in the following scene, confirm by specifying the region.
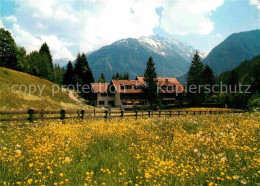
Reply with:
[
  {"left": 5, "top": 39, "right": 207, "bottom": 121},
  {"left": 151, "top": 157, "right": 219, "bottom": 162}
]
[{"left": 95, "top": 93, "right": 115, "bottom": 107}]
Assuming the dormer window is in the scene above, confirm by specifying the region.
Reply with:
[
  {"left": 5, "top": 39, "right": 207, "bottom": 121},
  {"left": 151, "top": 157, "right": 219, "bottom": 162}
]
[
  {"left": 161, "top": 86, "right": 175, "bottom": 90},
  {"left": 120, "top": 84, "right": 132, "bottom": 90},
  {"left": 134, "top": 84, "right": 141, "bottom": 89},
  {"left": 161, "top": 86, "right": 168, "bottom": 90},
  {"left": 168, "top": 86, "right": 175, "bottom": 90}
]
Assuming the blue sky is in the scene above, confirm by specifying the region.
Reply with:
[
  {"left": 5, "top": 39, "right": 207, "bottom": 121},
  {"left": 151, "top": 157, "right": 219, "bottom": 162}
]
[{"left": 0, "top": 0, "right": 260, "bottom": 59}]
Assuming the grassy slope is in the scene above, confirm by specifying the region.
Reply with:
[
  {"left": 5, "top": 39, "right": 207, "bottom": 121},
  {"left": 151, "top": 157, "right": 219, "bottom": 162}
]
[{"left": 0, "top": 67, "right": 94, "bottom": 111}]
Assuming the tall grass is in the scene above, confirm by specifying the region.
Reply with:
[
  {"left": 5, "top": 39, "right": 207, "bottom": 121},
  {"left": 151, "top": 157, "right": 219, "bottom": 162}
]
[{"left": 0, "top": 112, "right": 259, "bottom": 185}]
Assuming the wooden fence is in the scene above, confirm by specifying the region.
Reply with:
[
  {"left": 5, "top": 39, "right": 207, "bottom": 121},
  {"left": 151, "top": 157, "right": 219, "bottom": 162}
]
[{"left": 0, "top": 108, "right": 243, "bottom": 122}]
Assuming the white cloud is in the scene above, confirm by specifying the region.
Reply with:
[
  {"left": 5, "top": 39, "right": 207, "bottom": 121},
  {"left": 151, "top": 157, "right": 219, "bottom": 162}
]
[
  {"left": 40, "top": 35, "right": 74, "bottom": 60},
  {"left": 216, "top": 33, "right": 222, "bottom": 38},
  {"left": 250, "top": 0, "right": 260, "bottom": 9},
  {"left": 7, "top": 0, "right": 224, "bottom": 58},
  {"left": 54, "top": 4, "right": 80, "bottom": 23},
  {"left": 12, "top": 0, "right": 161, "bottom": 53},
  {"left": 25, "top": 0, "right": 57, "bottom": 18},
  {"left": 12, "top": 24, "right": 74, "bottom": 60},
  {"left": 36, "top": 22, "right": 44, "bottom": 29},
  {"left": 0, "top": 20, "right": 4, "bottom": 28},
  {"left": 79, "top": 0, "right": 161, "bottom": 52},
  {"left": 12, "top": 24, "right": 42, "bottom": 52},
  {"left": 161, "top": 0, "right": 224, "bottom": 35},
  {"left": 250, "top": 0, "right": 260, "bottom": 21},
  {"left": 17, "top": 0, "right": 79, "bottom": 22},
  {"left": 4, "top": 16, "right": 17, "bottom": 22}
]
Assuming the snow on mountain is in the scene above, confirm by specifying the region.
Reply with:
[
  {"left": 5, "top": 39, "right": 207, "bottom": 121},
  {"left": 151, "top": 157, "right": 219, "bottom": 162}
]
[
  {"left": 87, "top": 35, "right": 203, "bottom": 80},
  {"left": 62, "top": 35, "right": 204, "bottom": 80},
  {"left": 113, "top": 35, "right": 199, "bottom": 62},
  {"left": 138, "top": 35, "right": 206, "bottom": 61}
]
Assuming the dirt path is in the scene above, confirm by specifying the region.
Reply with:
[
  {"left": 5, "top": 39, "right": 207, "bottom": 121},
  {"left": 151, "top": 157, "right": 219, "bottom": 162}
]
[{"left": 63, "top": 89, "right": 82, "bottom": 103}]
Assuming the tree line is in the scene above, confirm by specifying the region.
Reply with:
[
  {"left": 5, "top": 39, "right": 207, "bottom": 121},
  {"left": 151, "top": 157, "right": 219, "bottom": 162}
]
[
  {"left": 0, "top": 28, "right": 64, "bottom": 84},
  {"left": 142, "top": 51, "right": 259, "bottom": 110},
  {"left": 0, "top": 28, "right": 128, "bottom": 88},
  {"left": 63, "top": 53, "right": 94, "bottom": 95},
  {"left": 141, "top": 52, "right": 217, "bottom": 108},
  {"left": 1, "top": 27, "right": 258, "bottom": 109},
  {"left": 183, "top": 51, "right": 258, "bottom": 109},
  {"left": 216, "top": 55, "right": 260, "bottom": 109},
  {"left": 93, "top": 72, "right": 130, "bottom": 83},
  {"left": 0, "top": 28, "right": 95, "bottom": 92}
]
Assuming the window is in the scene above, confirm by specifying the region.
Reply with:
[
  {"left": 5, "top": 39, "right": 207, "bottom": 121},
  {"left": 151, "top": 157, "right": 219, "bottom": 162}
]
[
  {"left": 161, "top": 86, "right": 168, "bottom": 90},
  {"left": 99, "top": 101, "right": 105, "bottom": 105},
  {"left": 134, "top": 85, "right": 141, "bottom": 89},
  {"left": 161, "top": 86, "right": 175, "bottom": 90},
  {"left": 101, "top": 93, "right": 114, "bottom": 97},
  {"left": 168, "top": 86, "right": 175, "bottom": 90},
  {"left": 108, "top": 101, "right": 114, "bottom": 106},
  {"left": 126, "top": 85, "right": 132, "bottom": 89},
  {"left": 120, "top": 85, "right": 132, "bottom": 90},
  {"left": 140, "top": 101, "right": 147, "bottom": 105}
]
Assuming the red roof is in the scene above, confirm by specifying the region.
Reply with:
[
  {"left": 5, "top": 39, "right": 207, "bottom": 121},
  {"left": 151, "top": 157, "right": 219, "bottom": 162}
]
[
  {"left": 111, "top": 80, "right": 143, "bottom": 93},
  {"left": 91, "top": 77, "right": 184, "bottom": 94},
  {"left": 91, "top": 83, "right": 110, "bottom": 93},
  {"left": 136, "top": 76, "right": 184, "bottom": 93},
  {"left": 136, "top": 76, "right": 145, "bottom": 85}
]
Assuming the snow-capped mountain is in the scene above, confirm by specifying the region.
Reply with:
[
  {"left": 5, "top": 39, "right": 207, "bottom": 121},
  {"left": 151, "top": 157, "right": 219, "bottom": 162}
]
[
  {"left": 113, "top": 35, "right": 199, "bottom": 61},
  {"left": 137, "top": 35, "right": 197, "bottom": 61},
  {"left": 87, "top": 35, "right": 201, "bottom": 81}
]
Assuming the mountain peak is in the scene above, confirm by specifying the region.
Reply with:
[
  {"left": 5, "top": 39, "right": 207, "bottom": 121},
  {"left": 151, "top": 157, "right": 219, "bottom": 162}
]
[
  {"left": 110, "top": 35, "right": 198, "bottom": 60},
  {"left": 87, "top": 35, "right": 201, "bottom": 81},
  {"left": 204, "top": 29, "right": 260, "bottom": 74},
  {"left": 137, "top": 35, "right": 197, "bottom": 61}
]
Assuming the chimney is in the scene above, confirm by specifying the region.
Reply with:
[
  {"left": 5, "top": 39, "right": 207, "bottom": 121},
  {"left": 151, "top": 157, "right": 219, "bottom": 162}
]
[{"left": 165, "top": 79, "right": 168, "bottom": 83}]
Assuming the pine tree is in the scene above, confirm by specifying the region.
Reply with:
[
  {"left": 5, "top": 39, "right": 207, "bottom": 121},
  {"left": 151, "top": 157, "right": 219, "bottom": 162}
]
[
  {"left": 53, "top": 64, "right": 65, "bottom": 84},
  {"left": 81, "top": 53, "right": 94, "bottom": 86},
  {"left": 38, "top": 53, "right": 52, "bottom": 80},
  {"left": 73, "top": 53, "right": 84, "bottom": 85},
  {"left": 16, "top": 47, "right": 30, "bottom": 73},
  {"left": 143, "top": 56, "right": 158, "bottom": 106},
  {"left": 0, "top": 28, "right": 18, "bottom": 69},
  {"left": 251, "top": 63, "right": 260, "bottom": 93},
  {"left": 63, "top": 61, "right": 74, "bottom": 86},
  {"left": 115, "top": 72, "right": 120, "bottom": 79},
  {"left": 97, "top": 73, "right": 106, "bottom": 83},
  {"left": 112, "top": 74, "right": 115, "bottom": 80},
  {"left": 123, "top": 72, "right": 129, "bottom": 80},
  {"left": 39, "top": 43, "right": 54, "bottom": 81},
  {"left": 101, "top": 73, "right": 106, "bottom": 82},
  {"left": 39, "top": 42, "right": 53, "bottom": 69},
  {"left": 187, "top": 51, "right": 205, "bottom": 105},
  {"left": 27, "top": 51, "right": 52, "bottom": 80},
  {"left": 203, "top": 65, "right": 215, "bottom": 94},
  {"left": 119, "top": 73, "right": 123, "bottom": 80},
  {"left": 73, "top": 53, "right": 94, "bottom": 96},
  {"left": 228, "top": 70, "right": 238, "bottom": 93},
  {"left": 27, "top": 51, "right": 40, "bottom": 76}
]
